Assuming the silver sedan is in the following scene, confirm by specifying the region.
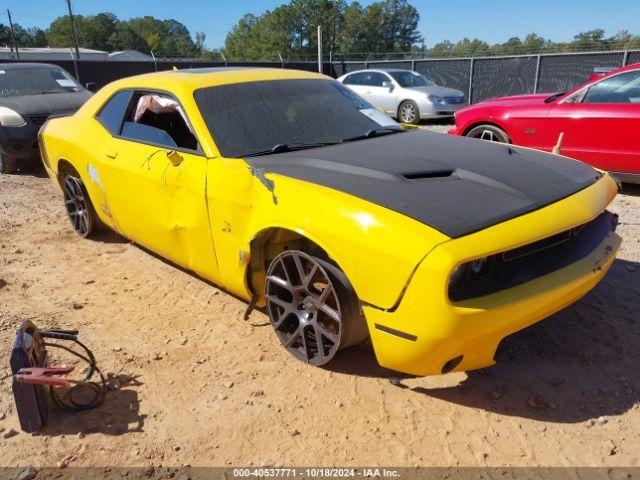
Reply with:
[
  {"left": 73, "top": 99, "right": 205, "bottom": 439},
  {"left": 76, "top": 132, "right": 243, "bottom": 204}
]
[{"left": 336, "top": 69, "right": 466, "bottom": 124}]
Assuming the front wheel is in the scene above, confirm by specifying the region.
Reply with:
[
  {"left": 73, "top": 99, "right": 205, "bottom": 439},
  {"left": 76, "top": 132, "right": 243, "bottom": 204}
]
[
  {"left": 62, "top": 170, "right": 99, "bottom": 238},
  {"left": 398, "top": 100, "right": 420, "bottom": 125},
  {"left": 466, "top": 124, "right": 510, "bottom": 143},
  {"left": 265, "top": 250, "right": 368, "bottom": 366}
]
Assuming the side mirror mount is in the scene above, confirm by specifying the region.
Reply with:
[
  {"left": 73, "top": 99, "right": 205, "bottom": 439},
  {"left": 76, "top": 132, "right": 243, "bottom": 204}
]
[
  {"left": 85, "top": 82, "right": 97, "bottom": 93},
  {"left": 166, "top": 150, "right": 183, "bottom": 166}
]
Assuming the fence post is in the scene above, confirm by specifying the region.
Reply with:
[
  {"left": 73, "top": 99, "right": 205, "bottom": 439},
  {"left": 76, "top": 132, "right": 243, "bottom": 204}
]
[
  {"left": 533, "top": 54, "right": 542, "bottom": 93},
  {"left": 411, "top": 59, "right": 416, "bottom": 71},
  {"left": 622, "top": 49, "right": 630, "bottom": 67},
  {"left": 151, "top": 50, "right": 158, "bottom": 72},
  {"left": 69, "top": 48, "right": 80, "bottom": 82},
  {"left": 317, "top": 26, "right": 323, "bottom": 74},
  {"left": 467, "top": 58, "right": 475, "bottom": 105}
]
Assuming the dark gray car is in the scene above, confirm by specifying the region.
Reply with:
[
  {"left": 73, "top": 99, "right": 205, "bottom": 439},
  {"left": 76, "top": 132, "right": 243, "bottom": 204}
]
[{"left": 0, "top": 63, "right": 92, "bottom": 173}]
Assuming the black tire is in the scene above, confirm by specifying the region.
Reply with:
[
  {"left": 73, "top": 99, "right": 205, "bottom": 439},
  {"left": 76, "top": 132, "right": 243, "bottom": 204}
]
[
  {"left": 265, "top": 250, "right": 369, "bottom": 366},
  {"left": 60, "top": 167, "right": 100, "bottom": 238},
  {"left": 398, "top": 100, "right": 420, "bottom": 124},
  {"left": 0, "top": 153, "right": 17, "bottom": 174},
  {"left": 466, "top": 124, "right": 510, "bottom": 143}
]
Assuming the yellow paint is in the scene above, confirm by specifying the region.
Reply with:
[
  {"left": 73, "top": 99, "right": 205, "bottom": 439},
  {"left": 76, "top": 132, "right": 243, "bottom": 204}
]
[{"left": 41, "top": 68, "right": 621, "bottom": 376}]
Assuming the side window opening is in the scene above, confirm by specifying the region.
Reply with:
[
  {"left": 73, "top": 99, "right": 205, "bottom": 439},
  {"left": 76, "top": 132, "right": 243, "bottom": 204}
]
[
  {"left": 583, "top": 71, "right": 640, "bottom": 104},
  {"left": 96, "top": 90, "right": 133, "bottom": 135},
  {"left": 121, "top": 92, "right": 199, "bottom": 151}
]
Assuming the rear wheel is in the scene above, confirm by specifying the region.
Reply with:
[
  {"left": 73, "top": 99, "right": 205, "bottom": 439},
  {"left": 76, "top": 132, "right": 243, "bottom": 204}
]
[
  {"left": 0, "top": 153, "right": 17, "bottom": 174},
  {"left": 61, "top": 169, "right": 98, "bottom": 238},
  {"left": 398, "top": 100, "right": 420, "bottom": 124},
  {"left": 265, "top": 250, "right": 368, "bottom": 366},
  {"left": 466, "top": 124, "right": 510, "bottom": 143}
]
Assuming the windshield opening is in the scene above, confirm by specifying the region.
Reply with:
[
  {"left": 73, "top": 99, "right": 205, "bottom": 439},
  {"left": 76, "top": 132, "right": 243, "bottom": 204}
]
[
  {"left": 388, "top": 71, "right": 433, "bottom": 88},
  {"left": 0, "top": 67, "right": 81, "bottom": 97},
  {"left": 194, "top": 79, "right": 403, "bottom": 158}
]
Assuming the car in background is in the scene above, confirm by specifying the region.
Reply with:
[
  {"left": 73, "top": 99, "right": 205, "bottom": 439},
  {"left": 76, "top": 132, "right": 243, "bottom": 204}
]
[
  {"left": 337, "top": 69, "right": 466, "bottom": 124},
  {"left": 0, "top": 63, "right": 92, "bottom": 174},
  {"left": 449, "top": 63, "right": 640, "bottom": 183}
]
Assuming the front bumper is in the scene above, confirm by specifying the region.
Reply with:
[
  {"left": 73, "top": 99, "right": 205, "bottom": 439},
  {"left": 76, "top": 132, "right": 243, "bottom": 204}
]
[
  {"left": 417, "top": 99, "right": 466, "bottom": 119},
  {"left": 363, "top": 174, "right": 621, "bottom": 376},
  {"left": 0, "top": 118, "right": 47, "bottom": 160}
]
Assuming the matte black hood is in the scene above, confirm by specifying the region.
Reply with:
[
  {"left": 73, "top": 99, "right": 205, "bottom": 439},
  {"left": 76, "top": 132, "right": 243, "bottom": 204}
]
[
  {"left": 246, "top": 130, "right": 601, "bottom": 238},
  {"left": 0, "top": 91, "right": 92, "bottom": 115}
]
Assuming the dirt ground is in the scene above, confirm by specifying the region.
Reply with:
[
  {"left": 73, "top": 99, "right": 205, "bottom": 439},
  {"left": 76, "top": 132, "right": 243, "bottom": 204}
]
[{"left": 1, "top": 130, "right": 639, "bottom": 468}]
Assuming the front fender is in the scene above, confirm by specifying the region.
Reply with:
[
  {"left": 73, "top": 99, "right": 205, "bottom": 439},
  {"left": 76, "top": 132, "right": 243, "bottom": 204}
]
[{"left": 240, "top": 172, "right": 450, "bottom": 309}]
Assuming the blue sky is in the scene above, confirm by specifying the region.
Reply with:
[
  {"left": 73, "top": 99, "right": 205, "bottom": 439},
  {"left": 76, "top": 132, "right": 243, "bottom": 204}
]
[{"left": 5, "top": 0, "right": 640, "bottom": 49}]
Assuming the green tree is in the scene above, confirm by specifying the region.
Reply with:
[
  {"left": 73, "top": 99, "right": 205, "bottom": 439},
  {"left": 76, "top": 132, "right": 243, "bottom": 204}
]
[
  {"left": 108, "top": 22, "right": 148, "bottom": 52},
  {"left": 83, "top": 12, "right": 118, "bottom": 50},
  {"left": 427, "top": 40, "right": 454, "bottom": 57},
  {"left": 451, "top": 38, "right": 490, "bottom": 57},
  {"left": 336, "top": 2, "right": 363, "bottom": 54},
  {"left": 224, "top": 0, "right": 421, "bottom": 60},
  {"left": 47, "top": 14, "right": 87, "bottom": 48}
]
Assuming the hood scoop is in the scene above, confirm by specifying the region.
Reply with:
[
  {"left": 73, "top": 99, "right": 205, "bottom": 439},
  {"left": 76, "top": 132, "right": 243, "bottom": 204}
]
[{"left": 402, "top": 169, "right": 456, "bottom": 180}]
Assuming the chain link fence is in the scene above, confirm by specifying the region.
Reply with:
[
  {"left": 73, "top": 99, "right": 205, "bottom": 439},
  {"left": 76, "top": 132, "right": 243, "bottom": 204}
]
[
  {"left": 335, "top": 49, "right": 640, "bottom": 104},
  {"left": 4, "top": 49, "right": 639, "bottom": 105}
]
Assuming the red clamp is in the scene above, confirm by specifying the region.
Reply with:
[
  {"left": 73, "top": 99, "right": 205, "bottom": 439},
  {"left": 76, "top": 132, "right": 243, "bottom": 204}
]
[{"left": 15, "top": 366, "right": 74, "bottom": 388}]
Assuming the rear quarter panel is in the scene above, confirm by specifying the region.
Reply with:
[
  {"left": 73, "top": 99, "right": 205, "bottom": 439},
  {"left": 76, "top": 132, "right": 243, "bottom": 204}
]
[{"left": 41, "top": 108, "right": 116, "bottom": 229}]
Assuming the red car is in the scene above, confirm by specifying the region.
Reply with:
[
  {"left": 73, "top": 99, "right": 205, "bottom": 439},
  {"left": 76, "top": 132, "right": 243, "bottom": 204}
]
[{"left": 449, "top": 63, "right": 640, "bottom": 183}]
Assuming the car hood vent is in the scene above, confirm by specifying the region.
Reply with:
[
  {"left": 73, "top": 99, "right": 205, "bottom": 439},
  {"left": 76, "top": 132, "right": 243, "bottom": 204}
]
[{"left": 402, "top": 169, "right": 455, "bottom": 180}]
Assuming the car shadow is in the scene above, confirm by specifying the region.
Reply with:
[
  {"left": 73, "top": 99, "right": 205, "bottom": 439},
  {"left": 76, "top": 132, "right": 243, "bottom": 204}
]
[
  {"left": 91, "top": 229, "right": 130, "bottom": 244},
  {"left": 36, "top": 374, "right": 146, "bottom": 436},
  {"left": 418, "top": 118, "right": 455, "bottom": 127},
  {"left": 84, "top": 226, "right": 639, "bottom": 424},
  {"left": 332, "top": 258, "right": 640, "bottom": 423},
  {"left": 12, "top": 159, "right": 49, "bottom": 178},
  {"left": 620, "top": 183, "right": 640, "bottom": 197}
]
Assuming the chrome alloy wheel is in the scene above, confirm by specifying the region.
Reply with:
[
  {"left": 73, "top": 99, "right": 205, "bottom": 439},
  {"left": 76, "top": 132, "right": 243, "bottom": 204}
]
[
  {"left": 265, "top": 250, "right": 342, "bottom": 366},
  {"left": 63, "top": 176, "right": 91, "bottom": 237},
  {"left": 479, "top": 129, "right": 499, "bottom": 142},
  {"left": 399, "top": 102, "right": 417, "bottom": 123}
]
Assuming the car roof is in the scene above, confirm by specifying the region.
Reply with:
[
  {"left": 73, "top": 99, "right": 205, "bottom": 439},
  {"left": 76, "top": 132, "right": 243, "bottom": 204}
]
[
  {"left": 605, "top": 62, "right": 640, "bottom": 76},
  {"left": 341, "top": 68, "right": 414, "bottom": 76},
  {"left": 339, "top": 68, "right": 418, "bottom": 78},
  {"left": 0, "top": 62, "right": 63, "bottom": 70},
  {"left": 104, "top": 67, "right": 327, "bottom": 93}
]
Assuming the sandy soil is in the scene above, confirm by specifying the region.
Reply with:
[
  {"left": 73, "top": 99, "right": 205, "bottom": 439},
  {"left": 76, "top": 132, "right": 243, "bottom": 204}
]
[{"left": 1, "top": 134, "right": 639, "bottom": 468}]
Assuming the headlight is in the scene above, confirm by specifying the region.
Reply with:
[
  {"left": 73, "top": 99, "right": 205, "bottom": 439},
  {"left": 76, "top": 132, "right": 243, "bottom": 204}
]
[
  {"left": 449, "top": 256, "right": 494, "bottom": 292},
  {"left": 448, "top": 263, "right": 470, "bottom": 291},
  {"left": 0, "top": 107, "right": 26, "bottom": 127},
  {"left": 470, "top": 256, "right": 493, "bottom": 277},
  {"left": 428, "top": 95, "right": 444, "bottom": 104}
]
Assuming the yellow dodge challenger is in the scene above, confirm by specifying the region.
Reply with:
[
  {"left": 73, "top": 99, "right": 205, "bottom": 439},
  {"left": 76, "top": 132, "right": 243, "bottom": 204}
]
[{"left": 39, "top": 68, "right": 621, "bottom": 376}]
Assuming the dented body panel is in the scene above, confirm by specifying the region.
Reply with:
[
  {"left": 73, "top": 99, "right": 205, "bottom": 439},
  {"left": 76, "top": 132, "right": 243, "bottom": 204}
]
[{"left": 40, "top": 67, "right": 621, "bottom": 376}]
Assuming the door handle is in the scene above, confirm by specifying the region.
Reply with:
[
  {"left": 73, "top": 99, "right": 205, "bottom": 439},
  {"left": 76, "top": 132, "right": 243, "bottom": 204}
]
[{"left": 105, "top": 149, "right": 118, "bottom": 159}]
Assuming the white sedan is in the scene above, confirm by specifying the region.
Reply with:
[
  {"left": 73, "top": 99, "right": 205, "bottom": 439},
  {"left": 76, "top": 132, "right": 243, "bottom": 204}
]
[{"left": 337, "top": 68, "right": 466, "bottom": 124}]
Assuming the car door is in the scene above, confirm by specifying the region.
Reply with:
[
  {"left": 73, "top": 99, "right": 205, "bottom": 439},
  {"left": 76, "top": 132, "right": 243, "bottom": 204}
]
[
  {"left": 360, "top": 72, "right": 397, "bottom": 115},
  {"left": 342, "top": 72, "right": 370, "bottom": 98},
  {"left": 93, "top": 89, "right": 220, "bottom": 279},
  {"left": 544, "top": 69, "right": 640, "bottom": 174}
]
